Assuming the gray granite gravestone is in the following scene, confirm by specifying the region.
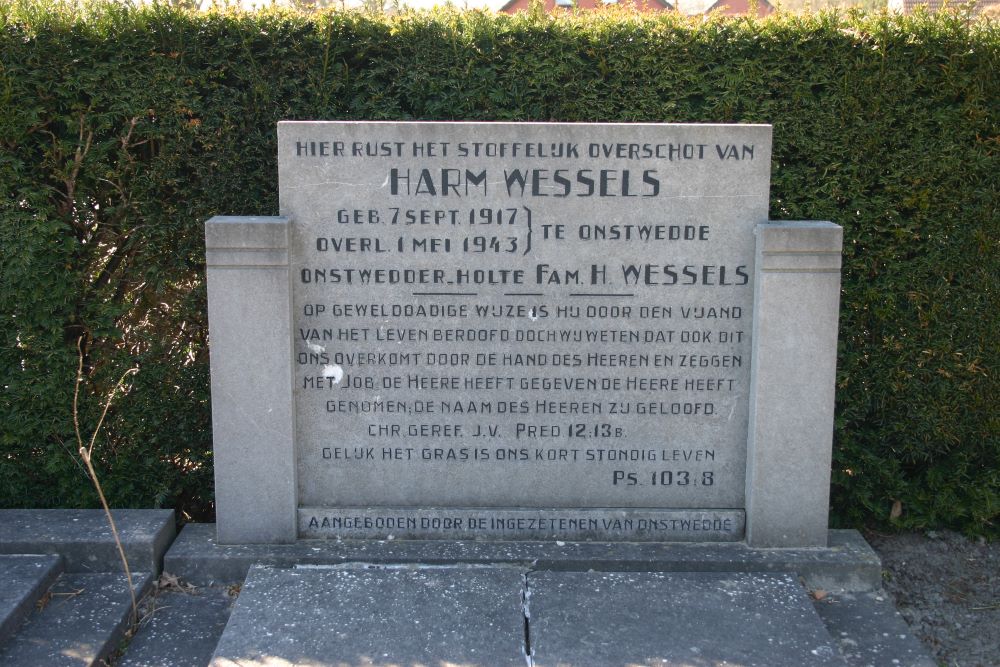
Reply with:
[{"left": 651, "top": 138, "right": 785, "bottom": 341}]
[{"left": 205, "top": 122, "right": 842, "bottom": 547}]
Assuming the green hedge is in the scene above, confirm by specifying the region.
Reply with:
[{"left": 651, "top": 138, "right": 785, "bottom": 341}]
[{"left": 1, "top": 3, "right": 997, "bottom": 534}]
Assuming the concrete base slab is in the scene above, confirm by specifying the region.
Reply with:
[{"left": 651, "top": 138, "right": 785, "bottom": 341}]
[
  {"left": 202, "top": 566, "right": 935, "bottom": 666},
  {"left": 211, "top": 564, "right": 527, "bottom": 667},
  {"left": 0, "top": 570, "right": 153, "bottom": 666},
  {"left": 0, "top": 509, "right": 175, "bottom": 574},
  {"left": 166, "top": 523, "right": 881, "bottom": 591},
  {"left": 119, "top": 586, "right": 237, "bottom": 667},
  {"left": 529, "top": 571, "right": 845, "bottom": 666},
  {"left": 814, "top": 591, "right": 937, "bottom": 667},
  {"left": 0, "top": 554, "right": 63, "bottom": 644}
]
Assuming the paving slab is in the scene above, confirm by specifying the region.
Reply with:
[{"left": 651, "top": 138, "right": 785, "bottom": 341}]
[
  {"left": 528, "top": 571, "right": 845, "bottom": 667},
  {"left": 0, "top": 554, "right": 63, "bottom": 644},
  {"left": 813, "top": 590, "right": 936, "bottom": 667},
  {"left": 0, "top": 509, "right": 175, "bottom": 574},
  {"left": 118, "top": 585, "right": 236, "bottom": 667},
  {"left": 0, "top": 570, "right": 153, "bottom": 667},
  {"left": 211, "top": 564, "right": 527, "bottom": 667},
  {"left": 167, "top": 523, "right": 881, "bottom": 591}
]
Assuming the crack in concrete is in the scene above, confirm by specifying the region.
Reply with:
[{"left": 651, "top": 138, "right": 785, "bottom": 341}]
[{"left": 521, "top": 571, "right": 534, "bottom": 667}]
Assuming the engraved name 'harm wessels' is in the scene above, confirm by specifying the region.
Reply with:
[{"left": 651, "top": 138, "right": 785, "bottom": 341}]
[{"left": 278, "top": 122, "right": 772, "bottom": 540}]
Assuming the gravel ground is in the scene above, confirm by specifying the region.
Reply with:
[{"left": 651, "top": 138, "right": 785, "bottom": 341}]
[{"left": 867, "top": 530, "right": 1000, "bottom": 667}]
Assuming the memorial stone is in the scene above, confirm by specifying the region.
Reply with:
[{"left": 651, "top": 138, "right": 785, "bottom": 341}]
[{"left": 206, "top": 121, "right": 842, "bottom": 547}]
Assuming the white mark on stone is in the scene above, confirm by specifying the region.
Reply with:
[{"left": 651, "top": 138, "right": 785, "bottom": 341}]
[
  {"left": 322, "top": 364, "right": 343, "bottom": 383},
  {"left": 529, "top": 308, "right": 539, "bottom": 322},
  {"left": 307, "top": 342, "right": 325, "bottom": 354},
  {"left": 727, "top": 397, "right": 740, "bottom": 421}
]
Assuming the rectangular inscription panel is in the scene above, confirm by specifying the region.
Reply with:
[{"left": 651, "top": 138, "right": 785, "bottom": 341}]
[{"left": 279, "top": 122, "right": 771, "bottom": 540}]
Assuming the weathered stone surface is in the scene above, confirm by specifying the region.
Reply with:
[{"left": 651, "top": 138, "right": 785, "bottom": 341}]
[
  {"left": 0, "top": 571, "right": 153, "bottom": 666},
  {"left": 165, "top": 523, "right": 882, "bottom": 591},
  {"left": 0, "top": 509, "right": 175, "bottom": 573},
  {"left": 205, "top": 123, "right": 847, "bottom": 547},
  {"left": 211, "top": 564, "right": 527, "bottom": 666},
  {"left": 279, "top": 122, "right": 772, "bottom": 539},
  {"left": 528, "top": 571, "right": 845, "bottom": 666},
  {"left": 813, "top": 591, "right": 937, "bottom": 667},
  {"left": 746, "top": 221, "right": 843, "bottom": 547},
  {"left": 119, "top": 586, "right": 236, "bottom": 667},
  {"left": 0, "top": 554, "right": 62, "bottom": 644},
  {"left": 205, "top": 216, "right": 297, "bottom": 545}
]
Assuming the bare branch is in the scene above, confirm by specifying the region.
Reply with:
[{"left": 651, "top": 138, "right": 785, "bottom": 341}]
[
  {"left": 73, "top": 336, "right": 140, "bottom": 624},
  {"left": 58, "top": 114, "right": 94, "bottom": 224},
  {"left": 73, "top": 337, "right": 85, "bottom": 450},
  {"left": 86, "top": 366, "right": 139, "bottom": 458}
]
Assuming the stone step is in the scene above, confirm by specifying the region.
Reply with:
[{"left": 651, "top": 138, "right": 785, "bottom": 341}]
[
  {"left": 813, "top": 590, "right": 937, "bottom": 667},
  {"left": 166, "top": 522, "right": 882, "bottom": 591},
  {"left": 211, "top": 564, "right": 528, "bottom": 666},
  {"left": 0, "top": 509, "right": 175, "bottom": 573},
  {"left": 207, "top": 564, "right": 936, "bottom": 667},
  {"left": 0, "top": 554, "right": 63, "bottom": 645},
  {"left": 527, "top": 571, "right": 845, "bottom": 666},
  {"left": 117, "top": 583, "right": 236, "bottom": 667},
  {"left": 0, "top": 570, "right": 153, "bottom": 667}
]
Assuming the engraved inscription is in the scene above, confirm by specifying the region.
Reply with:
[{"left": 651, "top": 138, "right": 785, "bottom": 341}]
[{"left": 279, "top": 122, "right": 772, "bottom": 536}]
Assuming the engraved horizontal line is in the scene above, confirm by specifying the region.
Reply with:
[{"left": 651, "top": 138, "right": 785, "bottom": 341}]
[
  {"left": 205, "top": 250, "right": 288, "bottom": 264},
  {"left": 503, "top": 292, "right": 544, "bottom": 296},
  {"left": 412, "top": 291, "right": 478, "bottom": 296},
  {"left": 303, "top": 506, "right": 747, "bottom": 512},
  {"left": 761, "top": 250, "right": 841, "bottom": 255},
  {"left": 204, "top": 245, "right": 288, "bottom": 250},
  {"left": 282, "top": 181, "right": 366, "bottom": 190},
  {"left": 205, "top": 265, "right": 289, "bottom": 270},
  {"left": 761, "top": 268, "right": 842, "bottom": 273},
  {"left": 569, "top": 293, "right": 635, "bottom": 297}
]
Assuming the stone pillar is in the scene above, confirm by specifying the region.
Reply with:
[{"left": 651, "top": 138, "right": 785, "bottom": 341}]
[
  {"left": 205, "top": 216, "right": 297, "bottom": 544},
  {"left": 745, "top": 221, "right": 843, "bottom": 548}
]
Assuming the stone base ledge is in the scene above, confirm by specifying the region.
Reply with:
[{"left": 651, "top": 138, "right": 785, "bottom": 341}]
[
  {"left": 165, "top": 523, "right": 880, "bottom": 592},
  {"left": 0, "top": 509, "right": 175, "bottom": 574}
]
